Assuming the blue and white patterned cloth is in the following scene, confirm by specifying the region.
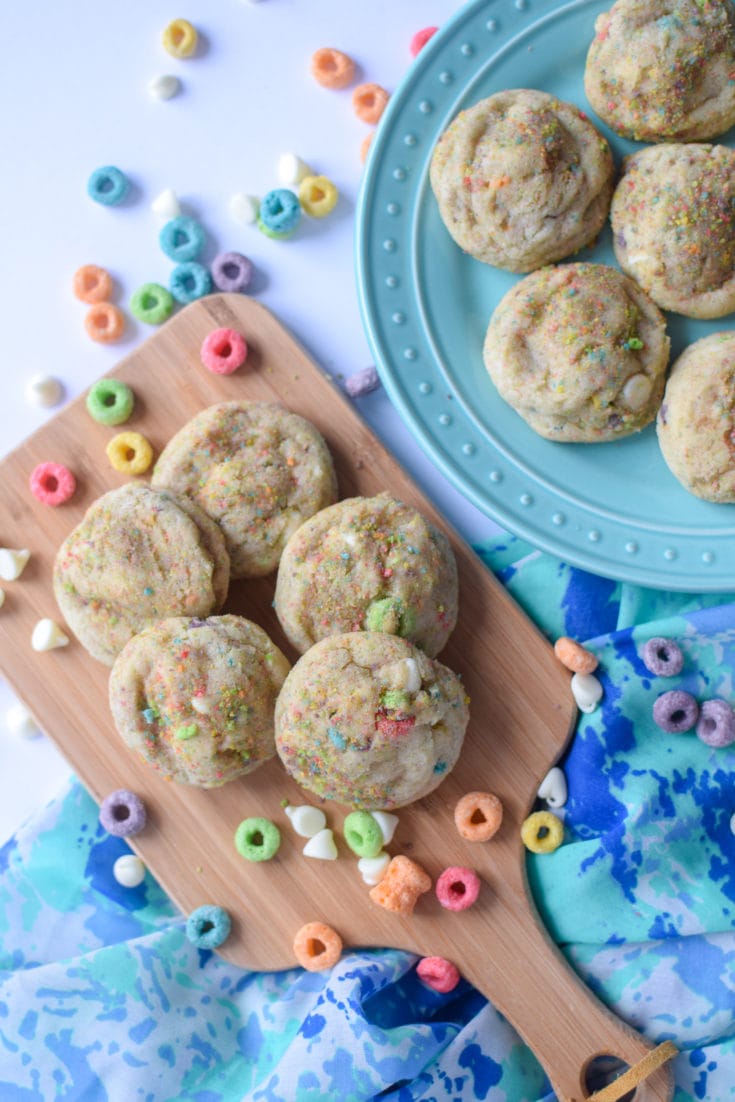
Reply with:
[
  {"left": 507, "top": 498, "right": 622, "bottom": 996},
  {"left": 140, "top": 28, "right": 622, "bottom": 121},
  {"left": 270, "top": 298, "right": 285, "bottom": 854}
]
[{"left": 1, "top": 535, "right": 734, "bottom": 1101}]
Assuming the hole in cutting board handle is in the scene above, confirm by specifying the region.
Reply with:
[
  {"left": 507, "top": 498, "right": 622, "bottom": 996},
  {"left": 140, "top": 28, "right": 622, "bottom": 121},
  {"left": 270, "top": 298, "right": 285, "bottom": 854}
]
[{"left": 584, "top": 1055, "right": 635, "bottom": 1101}]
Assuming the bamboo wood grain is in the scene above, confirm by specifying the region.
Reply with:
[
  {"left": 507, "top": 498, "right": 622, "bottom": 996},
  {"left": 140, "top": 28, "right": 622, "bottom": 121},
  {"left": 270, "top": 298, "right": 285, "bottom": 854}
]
[{"left": 0, "top": 295, "right": 673, "bottom": 1101}]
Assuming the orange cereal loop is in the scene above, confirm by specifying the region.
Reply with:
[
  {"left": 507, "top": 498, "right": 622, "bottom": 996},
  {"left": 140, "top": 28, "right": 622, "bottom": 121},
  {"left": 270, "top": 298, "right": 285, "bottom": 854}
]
[
  {"left": 368, "top": 854, "right": 431, "bottom": 915},
  {"left": 360, "top": 132, "right": 373, "bottom": 164},
  {"left": 310, "top": 47, "right": 355, "bottom": 89},
  {"left": 454, "top": 791, "right": 503, "bottom": 842},
  {"left": 352, "top": 82, "right": 390, "bottom": 124},
  {"left": 84, "top": 303, "right": 125, "bottom": 344},
  {"left": 293, "top": 921, "right": 343, "bottom": 972},
  {"left": 554, "top": 636, "right": 599, "bottom": 674},
  {"left": 73, "top": 264, "right": 113, "bottom": 304}
]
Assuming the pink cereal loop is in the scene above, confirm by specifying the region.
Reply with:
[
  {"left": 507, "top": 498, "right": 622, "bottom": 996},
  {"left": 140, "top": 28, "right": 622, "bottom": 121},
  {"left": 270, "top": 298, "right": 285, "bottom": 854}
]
[
  {"left": 29, "top": 462, "right": 76, "bottom": 506},
  {"left": 435, "top": 866, "right": 481, "bottom": 912},
  {"left": 417, "top": 956, "right": 460, "bottom": 993},
  {"left": 200, "top": 327, "right": 248, "bottom": 375}
]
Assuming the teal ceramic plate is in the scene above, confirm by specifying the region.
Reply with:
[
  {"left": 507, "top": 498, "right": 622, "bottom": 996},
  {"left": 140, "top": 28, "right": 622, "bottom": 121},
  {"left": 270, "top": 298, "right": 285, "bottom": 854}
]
[{"left": 356, "top": 0, "right": 735, "bottom": 592}]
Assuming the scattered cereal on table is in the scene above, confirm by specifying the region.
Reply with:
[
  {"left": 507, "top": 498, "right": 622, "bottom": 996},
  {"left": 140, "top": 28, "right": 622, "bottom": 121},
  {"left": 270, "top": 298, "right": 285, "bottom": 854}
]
[
  {"left": 84, "top": 302, "right": 125, "bottom": 343},
  {"left": 293, "top": 921, "right": 343, "bottom": 971},
  {"left": 521, "top": 810, "right": 564, "bottom": 854},
  {"left": 86, "top": 378, "right": 135, "bottom": 426},
  {"left": 151, "top": 187, "right": 182, "bottom": 220},
  {"left": 357, "top": 851, "right": 390, "bottom": 885},
  {"left": 284, "top": 804, "right": 326, "bottom": 838},
  {"left": 345, "top": 365, "right": 380, "bottom": 397},
  {"left": 147, "top": 74, "right": 181, "bottom": 100},
  {"left": 653, "top": 689, "right": 699, "bottom": 733},
  {"left": 210, "top": 252, "right": 254, "bottom": 294},
  {"left": 343, "top": 810, "right": 383, "bottom": 857},
  {"left": 234, "top": 816, "right": 281, "bottom": 861},
  {"left": 159, "top": 215, "right": 206, "bottom": 262},
  {"left": 24, "top": 373, "right": 64, "bottom": 408},
  {"left": 169, "top": 260, "right": 212, "bottom": 304},
  {"left": 537, "top": 766, "right": 567, "bottom": 809},
  {"left": 6, "top": 703, "right": 41, "bottom": 740},
  {"left": 368, "top": 854, "right": 431, "bottom": 914},
  {"left": 257, "top": 188, "right": 301, "bottom": 239},
  {"left": 695, "top": 698, "right": 735, "bottom": 748},
  {"left": 162, "top": 18, "right": 198, "bottom": 59},
  {"left": 200, "top": 327, "right": 248, "bottom": 375},
  {"left": 435, "top": 866, "right": 481, "bottom": 911},
  {"left": 302, "top": 827, "right": 338, "bottom": 860},
  {"left": 29, "top": 461, "right": 76, "bottom": 506},
  {"left": 310, "top": 47, "right": 355, "bottom": 89},
  {"left": 186, "top": 904, "right": 231, "bottom": 949},
  {"left": 298, "top": 174, "right": 338, "bottom": 218},
  {"left": 106, "top": 431, "right": 154, "bottom": 476},
  {"left": 277, "top": 153, "right": 314, "bottom": 186},
  {"left": 87, "top": 165, "right": 129, "bottom": 207},
  {"left": 554, "top": 636, "right": 598, "bottom": 674},
  {"left": 130, "top": 282, "right": 174, "bottom": 325},
  {"left": 410, "top": 27, "right": 438, "bottom": 56},
  {"left": 417, "top": 956, "right": 460, "bottom": 993},
  {"left": 571, "top": 671, "right": 603, "bottom": 713},
  {"left": 73, "top": 264, "right": 113, "bottom": 304},
  {"left": 0, "top": 548, "right": 30, "bottom": 582},
  {"left": 641, "top": 637, "right": 684, "bottom": 678},
  {"left": 113, "top": 854, "right": 146, "bottom": 887},
  {"left": 229, "top": 192, "right": 259, "bottom": 226},
  {"left": 352, "top": 82, "right": 390, "bottom": 124},
  {"left": 31, "top": 619, "right": 70, "bottom": 653},
  {"left": 99, "top": 789, "right": 147, "bottom": 836}
]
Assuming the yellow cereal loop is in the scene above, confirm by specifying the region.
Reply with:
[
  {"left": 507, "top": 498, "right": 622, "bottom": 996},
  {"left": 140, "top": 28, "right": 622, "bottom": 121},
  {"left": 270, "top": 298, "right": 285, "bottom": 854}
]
[
  {"left": 106, "top": 432, "right": 154, "bottom": 476},
  {"left": 521, "top": 810, "right": 564, "bottom": 854},
  {"left": 162, "top": 19, "right": 198, "bottom": 59},
  {"left": 298, "top": 175, "right": 339, "bottom": 218}
]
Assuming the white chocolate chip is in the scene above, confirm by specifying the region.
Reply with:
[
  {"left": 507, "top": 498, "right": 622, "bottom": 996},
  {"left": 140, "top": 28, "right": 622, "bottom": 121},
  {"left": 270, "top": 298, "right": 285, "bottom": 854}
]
[
  {"left": 229, "top": 192, "right": 259, "bottom": 226},
  {"left": 0, "top": 548, "right": 30, "bottom": 581},
  {"left": 151, "top": 187, "right": 182, "bottom": 220},
  {"left": 147, "top": 74, "right": 181, "bottom": 100},
  {"left": 302, "top": 827, "right": 337, "bottom": 860},
  {"left": 113, "top": 854, "right": 146, "bottom": 887},
  {"left": 571, "top": 671, "right": 603, "bottom": 713},
  {"left": 6, "top": 702, "right": 42, "bottom": 739},
  {"left": 285, "top": 804, "right": 327, "bottom": 838},
  {"left": 537, "top": 766, "right": 567, "bottom": 808},
  {"left": 403, "top": 658, "right": 421, "bottom": 693},
  {"left": 277, "top": 153, "right": 314, "bottom": 186},
  {"left": 24, "top": 374, "right": 64, "bottom": 409},
  {"left": 621, "top": 373, "right": 652, "bottom": 411},
  {"left": 358, "top": 852, "right": 391, "bottom": 885},
  {"left": 371, "top": 810, "right": 399, "bottom": 845},
  {"left": 190, "top": 695, "right": 213, "bottom": 715},
  {"left": 31, "top": 619, "right": 70, "bottom": 652}
]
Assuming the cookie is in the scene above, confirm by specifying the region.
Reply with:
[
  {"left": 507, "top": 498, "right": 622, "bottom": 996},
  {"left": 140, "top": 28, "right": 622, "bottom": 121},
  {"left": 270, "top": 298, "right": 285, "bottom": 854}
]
[
  {"left": 109, "top": 615, "right": 290, "bottom": 787},
  {"left": 275, "top": 632, "right": 469, "bottom": 809},
  {"left": 429, "top": 88, "right": 614, "bottom": 273},
  {"left": 274, "top": 494, "right": 458, "bottom": 657},
  {"left": 585, "top": 0, "right": 735, "bottom": 142},
  {"left": 53, "top": 483, "right": 230, "bottom": 666},
  {"left": 611, "top": 143, "right": 735, "bottom": 319},
  {"left": 151, "top": 401, "right": 338, "bottom": 578},
  {"left": 483, "top": 262, "right": 670, "bottom": 442},
  {"left": 657, "top": 332, "right": 735, "bottom": 502}
]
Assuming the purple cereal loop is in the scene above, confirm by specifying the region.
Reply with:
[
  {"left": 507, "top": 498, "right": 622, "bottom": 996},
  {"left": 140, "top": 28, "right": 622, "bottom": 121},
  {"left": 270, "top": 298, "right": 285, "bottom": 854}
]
[
  {"left": 99, "top": 788, "right": 147, "bottom": 837},
  {"left": 345, "top": 365, "right": 380, "bottom": 398},
  {"left": 696, "top": 698, "right": 735, "bottom": 748},
  {"left": 641, "top": 637, "right": 684, "bottom": 678},
  {"left": 652, "top": 690, "right": 699, "bottom": 734},
  {"left": 210, "top": 251, "right": 254, "bottom": 293}
]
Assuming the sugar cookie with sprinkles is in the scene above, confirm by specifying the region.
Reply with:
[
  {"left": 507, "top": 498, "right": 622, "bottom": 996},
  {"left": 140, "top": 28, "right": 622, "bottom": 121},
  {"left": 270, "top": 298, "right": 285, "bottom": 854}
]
[
  {"left": 611, "top": 143, "right": 735, "bottom": 319},
  {"left": 585, "top": 0, "right": 735, "bottom": 142},
  {"left": 151, "top": 401, "right": 338, "bottom": 578},
  {"left": 275, "top": 631, "right": 469, "bottom": 809},
  {"left": 274, "top": 493, "right": 458, "bottom": 657},
  {"left": 657, "top": 332, "right": 735, "bottom": 502},
  {"left": 53, "top": 483, "right": 230, "bottom": 666},
  {"left": 483, "top": 262, "right": 670, "bottom": 442},
  {"left": 109, "top": 615, "right": 290, "bottom": 787},
  {"left": 429, "top": 88, "right": 614, "bottom": 273}
]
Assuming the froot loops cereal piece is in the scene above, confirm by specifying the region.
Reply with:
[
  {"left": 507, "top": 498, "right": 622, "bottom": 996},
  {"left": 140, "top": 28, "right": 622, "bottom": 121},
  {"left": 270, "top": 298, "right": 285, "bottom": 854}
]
[
  {"left": 162, "top": 18, "right": 198, "bottom": 59},
  {"left": 653, "top": 689, "right": 699, "bottom": 734},
  {"left": 0, "top": 548, "right": 30, "bottom": 581},
  {"left": 130, "top": 282, "right": 174, "bottom": 325},
  {"left": 87, "top": 165, "right": 129, "bottom": 207},
  {"left": 25, "top": 374, "right": 64, "bottom": 408},
  {"left": 30, "top": 461, "right": 76, "bottom": 506},
  {"left": 345, "top": 365, "right": 380, "bottom": 398},
  {"left": 293, "top": 921, "right": 343, "bottom": 972},
  {"left": 696, "top": 699, "right": 735, "bottom": 748},
  {"left": 210, "top": 251, "right": 254, "bottom": 293},
  {"left": 86, "top": 378, "right": 135, "bottom": 426},
  {"left": 258, "top": 188, "right": 301, "bottom": 239},
  {"left": 554, "top": 636, "right": 598, "bottom": 674},
  {"left": 186, "top": 904, "right": 231, "bottom": 949},
  {"left": 84, "top": 302, "right": 125, "bottom": 344},
  {"left": 169, "top": 261, "right": 212, "bottom": 304},
  {"left": 521, "top": 810, "right": 564, "bottom": 854},
  {"left": 148, "top": 74, "right": 180, "bottom": 100},
  {"left": 31, "top": 619, "right": 70, "bottom": 652},
  {"left": 352, "top": 83, "right": 390, "bottom": 124},
  {"left": 417, "top": 956, "right": 460, "bottom": 993},
  {"left": 454, "top": 791, "right": 503, "bottom": 842},
  {"left": 113, "top": 854, "right": 146, "bottom": 888},
  {"left": 435, "top": 866, "right": 481, "bottom": 912},
  {"left": 298, "top": 175, "right": 338, "bottom": 218},
  {"left": 234, "top": 816, "right": 281, "bottom": 862},
  {"left": 343, "top": 810, "right": 383, "bottom": 858},
  {"left": 73, "top": 264, "right": 113, "bottom": 304},
  {"left": 99, "top": 789, "right": 147, "bottom": 837},
  {"left": 368, "top": 854, "right": 431, "bottom": 915},
  {"left": 537, "top": 766, "right": 567, "bottom": 809},
  {"left": 641, "top": 637, "right": 684, "bottom": 678},
  {"left": 410, "top": 26, "right": 438, "bottom": 56},
  {"left": 159, "top": 216, "right": 206, "bottom": 262},
  {"left": 310, "top": 47, "right": 355, "bottom": 89},
  {"left": 106, "top": 432, "right": 154, "bottom": 476},
  {"left": 200, "top": 327, "right": 248, "bottom": 375}
]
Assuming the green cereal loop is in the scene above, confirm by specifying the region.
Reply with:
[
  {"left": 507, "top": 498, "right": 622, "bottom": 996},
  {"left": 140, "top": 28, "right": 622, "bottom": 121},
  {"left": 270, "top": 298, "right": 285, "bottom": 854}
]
[
  {"left": 234, "top": 816, "right": 281, "bottom": 862},
  {"left": 130, "top": 282, "right": 174, "bottom": 325},
  {"left": 365, "top": 596, "right": 417, "bottom": 638},
  {"left": 86, "top": 378, "right": 135, "bottom": 426},
  {"left": 343, "top": 811, "right": 383, "bottom": 858},
  {"left": 256, "top": 216, "right": 295, "bottom": 241}
]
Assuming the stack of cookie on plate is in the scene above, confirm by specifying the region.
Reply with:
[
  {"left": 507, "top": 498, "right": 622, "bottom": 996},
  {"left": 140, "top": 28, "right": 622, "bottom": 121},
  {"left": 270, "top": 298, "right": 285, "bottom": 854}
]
[
  {"left": 430, "top": 0, "right": 735, "bottom": 502},
  {"left": 54, "top": 399, "right": 468, "bottom": 806}
]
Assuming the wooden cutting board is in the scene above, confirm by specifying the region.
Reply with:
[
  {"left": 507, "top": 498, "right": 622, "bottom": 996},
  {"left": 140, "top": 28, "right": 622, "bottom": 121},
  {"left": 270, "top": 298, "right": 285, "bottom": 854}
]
[{"left": 0, "top": 294, "right": 673, "bottom": 1101}]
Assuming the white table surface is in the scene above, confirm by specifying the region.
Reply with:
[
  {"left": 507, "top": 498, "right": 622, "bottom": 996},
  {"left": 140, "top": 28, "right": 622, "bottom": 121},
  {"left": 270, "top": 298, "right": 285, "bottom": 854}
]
[{"left": 0, "top": 0, "right": 503, "bottom": 843}]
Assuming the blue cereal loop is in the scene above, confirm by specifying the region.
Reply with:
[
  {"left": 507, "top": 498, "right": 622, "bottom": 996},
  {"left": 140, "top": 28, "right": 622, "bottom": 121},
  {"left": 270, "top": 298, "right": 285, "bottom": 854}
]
[
  {"left": 170, "top": 261, "right": 212, "bottom": 304},
  {"left": 185, "top": 904, "right": 231, "bottom": 949},
  {"left": 258, "top": 188, "right": 301, "bottom": 236},
  {"left": 159, "top": 215, "right": 206, "bottom": 262},
  {"left": 87, "top": 165, "right": 129, "bottom": 206}
]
